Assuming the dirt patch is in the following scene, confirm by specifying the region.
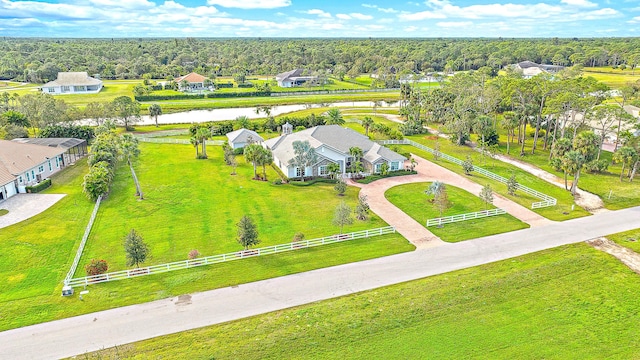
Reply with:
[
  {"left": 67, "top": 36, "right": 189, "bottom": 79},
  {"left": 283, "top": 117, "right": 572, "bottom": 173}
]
[
  {"left": 175, "top": 294, "right": 192, "bottom": 306},
  {"left": 587, "top": 237, "right": 640, "bottom": 275}
]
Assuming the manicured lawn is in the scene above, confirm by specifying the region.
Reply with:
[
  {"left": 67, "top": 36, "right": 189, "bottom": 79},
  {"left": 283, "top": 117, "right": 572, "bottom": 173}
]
[
  {"left": 0, "top": 142, "right": 413, "bottom": 331},
  {"left": 583, "top": 67, "right": 640, "bottom": 88},
  {"left": 385, "top": 182, "right": 529, "bottom": 242},
  {"left": 143, "top": 91, "right": 400, "bottom": 113},
  {"left": 402, "top": 136, "right": 590, "bottom": 221},
  {"left": 81, "top": 243, "right": 640, "bottom": 359},
  {"left": 0, "top": 209, "right": 8, "bottom": 216},
  {"left": 607, "top": 228, "right": 640, "bottom": 254},
  {"left": 495, "top": 139, "right": 640, "bottom": 210}
]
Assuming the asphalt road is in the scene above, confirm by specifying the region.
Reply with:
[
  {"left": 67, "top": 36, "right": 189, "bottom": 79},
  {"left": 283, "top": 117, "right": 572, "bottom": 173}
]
[{"left": 1, "top": 207, "right": 639, "bottom": 359}]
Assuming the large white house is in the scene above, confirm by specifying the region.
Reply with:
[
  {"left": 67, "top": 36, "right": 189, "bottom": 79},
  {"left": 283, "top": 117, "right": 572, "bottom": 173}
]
[
  {"left": 0, "top": 140, "right": 68, "bottom": 201},
  {"left": 264, "top": 124, "right": 406, "bottom": 179},
  {"left": 510, "top": 61, "right": 564, "bottom": 79},
  {"left": 275, "top": 69, "right": 317, "bottom": 88},
  {"left": 41, "top": 72, "right": 103, "bottom": 94}
]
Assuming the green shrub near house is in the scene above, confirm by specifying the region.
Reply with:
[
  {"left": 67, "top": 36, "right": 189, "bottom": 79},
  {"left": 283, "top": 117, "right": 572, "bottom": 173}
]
[{"left": 25, "top": 178, "right": 52, "bottom": 193}]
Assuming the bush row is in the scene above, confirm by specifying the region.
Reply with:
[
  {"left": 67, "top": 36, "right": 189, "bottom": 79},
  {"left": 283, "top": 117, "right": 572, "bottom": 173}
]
[
  {"left": 26, "top": 178, "right": 51, "bottom": 193},
  {"left": 39, "top": 124, "right": 95, "bottom": 142},
  {"left": 134, "top": 91, "right": 271, "bottom": 101},
  {"left": 356, "top": 170, "right": 417, "bottom": 184}
]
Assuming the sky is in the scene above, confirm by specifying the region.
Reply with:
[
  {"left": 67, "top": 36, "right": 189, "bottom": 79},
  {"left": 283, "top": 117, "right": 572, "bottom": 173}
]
[{"left": 0, "top": 0, "right": 638, "bottom": 38}]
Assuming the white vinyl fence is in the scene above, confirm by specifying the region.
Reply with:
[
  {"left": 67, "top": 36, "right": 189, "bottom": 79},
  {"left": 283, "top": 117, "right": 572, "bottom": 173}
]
[
  {"left": 379, "top": 139, "right": 557, "bottom": 209},
  {"left": 425, "top": 208, "right": 507, "bottom": 227},
  {"left": 136, "top": 138, "right": 224, "bottom": 145},
  {"left": 64, "top": 196, "right": 102, "bottom": 286},
  {"left": 65, "top": 226, "right": 396, "bottom": 288}
]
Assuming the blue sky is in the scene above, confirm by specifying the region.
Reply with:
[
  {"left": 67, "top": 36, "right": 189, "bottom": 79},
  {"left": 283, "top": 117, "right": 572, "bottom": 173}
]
[{"left": 0, "top": 0, "right": 638, "bottom": 37}]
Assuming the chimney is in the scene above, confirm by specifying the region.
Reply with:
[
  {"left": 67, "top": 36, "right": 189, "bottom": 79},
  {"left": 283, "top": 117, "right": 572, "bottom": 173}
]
[{"left": 282, "top": 122, "right": 293, "bottom": 135}]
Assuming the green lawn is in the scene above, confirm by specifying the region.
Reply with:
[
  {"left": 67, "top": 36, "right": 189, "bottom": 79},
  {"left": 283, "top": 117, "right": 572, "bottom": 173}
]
[
  {"left": 583, "top": 67, "right": 640, "bottom": 88},
  {"left": 0, "top": 142, "right": 413, "bottom": 331},
  {"left": 495, "top": 138, "right": 640, "bottom": 210},
  {"left": 385, "top": 182, "right": 529, "bottom": 242},
  {"left": 81, "top": 242, "right": 640, "bottom": 359},
  {"left": 606, "top": 228, "right": 640, "bottom": 254},
  {"left": 402, "top": 135, "right": 590, "bottom": 221}
]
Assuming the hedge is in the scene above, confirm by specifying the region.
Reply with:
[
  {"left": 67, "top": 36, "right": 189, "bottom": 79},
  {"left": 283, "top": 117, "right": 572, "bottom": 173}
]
[
  {"left": 356, "top": 170, "right": 417, "bottom": 184},
  {"left": 216, "top": 83, "right": 234, "bottom": 88},
  {"left": 26, "top": 178, "right": 51, "bottom": 193},
  {"left": 289, "top": 178, "right": 337, "bottom": 186},
  {"left": 135, "top": 91, "right": 271, "bottom": 102}
]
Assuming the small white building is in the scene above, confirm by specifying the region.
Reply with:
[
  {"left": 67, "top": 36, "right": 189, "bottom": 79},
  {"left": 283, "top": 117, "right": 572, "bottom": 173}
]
[
  {"left": 509, "top": 61, "right": 564, "bottom": 79},
  {"left": 41, "top": 72, "right": 103, "bottom": 95},
  {"left": 226, "top": 128, "right": 264, "bottom": 149}
]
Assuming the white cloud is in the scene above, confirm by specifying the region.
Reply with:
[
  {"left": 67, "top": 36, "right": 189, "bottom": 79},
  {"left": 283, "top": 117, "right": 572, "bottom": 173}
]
[
  {"left": 436, "top": 21, "right": 473, "bottom": 27},
  {"left": 322, "top": 23, "right": 344, "bottom": 30},
  {"left": 399, "top": 11, "right": 446, "bottom": 20},
  {"left": 561, "top": 0, "right": 598, "bottom": 7},
  {"left": 404, "top": 25, "right": 419, "bottom": 32},
  {"left": 206, "top": 0, "right": 290, "bottom": 9},
  {"left": 305, "top": 9, "right": 332, "bottom": 18},
  {"left": 336, "top": 14, "right": 352, "bottom": 20},
  {"left": 350, "top": 12, "right": 373, "bottom": 20},
  {"left": 362, "top": 3, "right": 397, "bottom": 13}
]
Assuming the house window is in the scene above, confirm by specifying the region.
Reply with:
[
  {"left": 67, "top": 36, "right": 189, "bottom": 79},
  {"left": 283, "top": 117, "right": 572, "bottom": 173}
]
[
  {"left": 48, "top": 160, "right": 52, "bottom": 172},
  {"left": 46, "top": 87, "right": 55, "bottom": 93},
  {"left": 31, "top": 170, "right": 35, "bottom": 180},
  {"left": 38, "top": 165, "right": 44, "bottom": 173},
  {"left": 26, "top": 172, "right": 30, "bottom": 182},
  {"left": 295, "top": 167, "right": 303, "bottom": 178},
  {"left": 390, "top": 161, "right": 400, "bottom": 171},
  {"left": 19, "top": 176, "right": 23, "bottom": 183},
  {"left": 55, "top": 157, "right": 60, "bottom": 168},
  {"left": 319, "top": 165, "right": 328, "bottom": 176},
  {"left": 61, "top": 86, "right": 70, "bottom": 92},
  {"left": 375, "top": 163, "right": 383, "bottom": 173}
]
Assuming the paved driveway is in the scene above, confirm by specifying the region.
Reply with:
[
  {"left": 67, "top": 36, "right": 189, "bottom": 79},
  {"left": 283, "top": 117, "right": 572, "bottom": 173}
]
[{"left": 0, "top": 194, "right": 66, "bottom": 229}]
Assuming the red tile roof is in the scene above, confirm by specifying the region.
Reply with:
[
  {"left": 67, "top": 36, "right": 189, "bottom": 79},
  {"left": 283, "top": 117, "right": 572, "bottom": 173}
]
[{"left": 174, "top": 72, "right": 207, "bottom": 83}]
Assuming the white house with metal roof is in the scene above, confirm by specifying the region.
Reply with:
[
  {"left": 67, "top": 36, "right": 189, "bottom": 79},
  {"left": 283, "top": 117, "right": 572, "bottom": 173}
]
[
  {"left": 41, "top": 72, "right": 103, "bottom": 95},
  {"left": 0, "top": 140, "right": 67, "bottom": 201},
  {"left": 264, "top": 124, "right": 406, "bottom": 179},
  {"left": 275, "top": 69, "right": 317, "bottom": 88},
  {"left": 226, "top": 128, "right": 264, "bottom": 149}
]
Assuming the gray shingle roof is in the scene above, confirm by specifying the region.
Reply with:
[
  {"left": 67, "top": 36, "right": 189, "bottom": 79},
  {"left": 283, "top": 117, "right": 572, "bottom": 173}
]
[
  {"left": 266, "top": 125, "right": 406, "bottom": 166},
  {"left": 226, "top": 129, "right": 264, "bottom": 144},
  {"left": 42, "top": 72, "right": 102, "bottom": 87},
  {"left": 12, "top": 137, "right": 86, "bottom": 149}
]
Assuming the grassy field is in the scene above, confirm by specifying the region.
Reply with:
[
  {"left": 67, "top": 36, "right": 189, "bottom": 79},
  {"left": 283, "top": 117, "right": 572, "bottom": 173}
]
[
  {"left": 0, "top": 142, "right": 414, "bottom": 331},
  {"left": 495, "top": 138, "right": 640, "bottom": 210},
  {"left": 608, "top": 228, "right": 640, "bottom": 253},
  {"left": 401, "top": 135, "right": 590, "bottom": 221},
  {"left": 82, "top": 242, "right": 640, "bottom": 359},
  {"left": 583, "top": 67, "right": 640, "bottom": 88},
  {"left": 385, "top": 182, "right": 529, "bottom": 242}
]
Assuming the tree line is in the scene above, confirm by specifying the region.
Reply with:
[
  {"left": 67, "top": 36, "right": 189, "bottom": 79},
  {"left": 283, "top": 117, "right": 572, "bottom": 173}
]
[{"left": 2, "top": 37, "right": 640, "bottom": 83}]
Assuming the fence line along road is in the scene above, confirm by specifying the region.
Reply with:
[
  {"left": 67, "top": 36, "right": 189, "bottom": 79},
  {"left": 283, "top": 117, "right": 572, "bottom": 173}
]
[
  {"left": 426, "top": 208, "right": 507, "bottom": 227},
  {"left": 64, "top": 196, "right": 102, "bottom": 286},
  {"left": 66, "top": 226, "right": 396, "bottom": 288},
  {"left": 379, "top": 139, "right": 557, "bottom": 209}
]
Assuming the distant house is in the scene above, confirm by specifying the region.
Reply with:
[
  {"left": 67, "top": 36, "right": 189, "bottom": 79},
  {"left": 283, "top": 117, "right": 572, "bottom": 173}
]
[
  {"left": 275, "top": 69, "right": 317, "bottom": 88},
  {"left": 510, "top": 61, "right": 564, "bottom": 79},
  {"left": 174, "top": 72, "right": 209, "bottom": 92},
  {"left": 41, "top": 72, "right": 103, "bottom": 95},
  {"left": 226, "top": 128, "right": 264, "bottom": 149},
  {"left": 265, "top": 124, "right": 406, "bottom": 179},
  {"left": 0, "top": 140, "right": 76, "bottom": 201}
]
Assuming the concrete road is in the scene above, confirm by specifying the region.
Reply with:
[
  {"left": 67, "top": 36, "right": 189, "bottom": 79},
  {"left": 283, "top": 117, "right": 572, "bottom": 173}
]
[{"left": 1, "top": 207, "right": 640, "bottom": 359}]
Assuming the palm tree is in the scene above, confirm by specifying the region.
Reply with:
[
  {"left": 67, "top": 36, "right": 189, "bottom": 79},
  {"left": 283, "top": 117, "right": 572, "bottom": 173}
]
[
  {"left": 195, "top": 127, "right": 210, "bottom": 159},
  {"left": 148, "top": 104, "right": 162, "bottom": 127},
  {"left": 326, "top": 108, "right": 345, "bottom": 125},
  {"left": 327, "top": 163, "right": 341, "bottom": 179},
  {"left": 349, "top": 146, "right": 363, "bottom": 173},
  {"left": 190, "top": 137, "right": 200, "bottom": 158},
  {"left": 120, "top": 134, "right": 143, "bottom": 199},
  {"left": 361, "top": 116, "right": 374, "bottom": 137}
]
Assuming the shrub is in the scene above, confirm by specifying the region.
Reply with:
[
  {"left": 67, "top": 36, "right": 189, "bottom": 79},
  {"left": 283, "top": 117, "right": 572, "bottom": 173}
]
[
  {"left": 528, "top": 129, "right": 546, "bottom": 138},
  {"left": 25, "top": 178, "right": 51, "bottom": 193},
  {"left": 233, "top": 147, "right": 245, "bottom": 155},
  {"left": 237, "top": 83, "right": 254, "bottom": 88},
  {"left": 585, "top": 159, "right": 609, "bottom": 173},
  {"left": 188, "top": 249, "right": 200, "bottom": 259},
  {"left": 293, "top": 232, "right": 305, "bottom": 242},
  {"left": 40, "top": 124, "right": 94, "bottom": 142},
  {"left": 216, "top": 82, "right": 234, "bottom": 88},
  {"left": 273, "top": 179, "right": 283, "bottom": 185},
  {"left": 462, "top": 156, "right": 474, "bottom": 175},
  {"left": 85, "top": 259, "right": 108, "bottom": 276},
  {"left": 356, "top": 170, "right": 416, "bottom": 184}
]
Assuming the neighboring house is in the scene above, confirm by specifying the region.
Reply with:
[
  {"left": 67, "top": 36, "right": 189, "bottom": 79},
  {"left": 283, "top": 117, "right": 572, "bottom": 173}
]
[
  {"left": 174, "top": 72, "right": 209, "bottom": 91},
  {"left": 41, "top": 72, "right": 103, "bottom": 94},
  {"left": 275, "top": 69, "right": 317, "bottom": 88},
  {"left": 226, "top": 128, "right": 264, "bottom": 149},
  {"left": 265, "top": 124, "right": 406, "bottom": 179},
  {"left": 510, "top": 61, "right": 564, "bottom": 79},
  {"left": 12, "top": 138, "right": 88, "bottom": 166},
  {"left": 0, "top": 140, "right": 69, "bottom": 201}
]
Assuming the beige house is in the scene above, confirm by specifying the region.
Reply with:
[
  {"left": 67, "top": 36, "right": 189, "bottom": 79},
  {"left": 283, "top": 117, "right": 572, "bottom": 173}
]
[
  {"left": 41, "top": 72, "right": 103, "bottom": 94},
  {"left": 174, "top": 72, "right": 209, "bottom": 91},
  {"left": 0, "top": 140, "right": 69, "bottom": 201}
]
